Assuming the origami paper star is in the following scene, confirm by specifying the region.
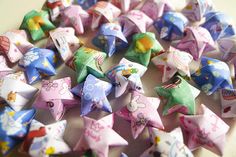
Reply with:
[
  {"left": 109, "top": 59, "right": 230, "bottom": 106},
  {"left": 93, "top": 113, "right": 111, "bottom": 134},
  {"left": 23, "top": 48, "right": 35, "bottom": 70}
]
[
  {"left": 119, "top": 10, "right": 153, "bottom": 37},
  {"left": 179, "top": 104, "right": 230, "bottom": 155},
  {"left": 21, "top": 120, "right": 71, "bottom": 157},
  {"left": 73, "top": 47, "right": 107, "bottom": 83},
  {"left": 140, "top": 0, "right": 174, "bottom": 20},
  {"left": 0, "top": 30, "right": 33, "bottom": 63},
  {"left": 93, "top": 23, "right": 128, "bottom": 57},
  {"left": 0, "top": 56, "right": 13, "bottom": 77},
  {"left": 71, "top": 74, "right": 112, "bottom": 116},
  {"left": 154, "top": 11, "right": 188, "bottom": 41},
  {"left": 60, "top": 5, "right": 90, "bottom": 35},
  {"left": 201, "top": 12, "right": 236, "bottom": 41},
  {"left": 155, "top": 75, "right": 200, "bottom": 115},
  {"left": 152, "top": 47, "right": 193, "bottom": 82},
  {"left": 116, "top": 91, "right": 164, "bottom": 139},
  {"left": 182, "top": 0, "right": 213, "bottom": 21},
  {"left": 19, "top": 47, "right": 57, "bottom": 84},
  {"left": 191, "top": 57, "right": 233, "bottom": 95},
  {"left": 125, "top": 32, "right": 163, "bottom": 66},
  {"left": 217, "top": 35, "right": 236, "bottom": 61},
  {"left": 74, "top": 114, "right": 128, "bottom": 157},
  {"left": 220, "top": 89, "right": 236, "bottom": 118},
  {"left": 0, "top": 107, "right": 35, "bottom": 156},
  {"left": 176, "top": 26, "right": 215, "bottom": 60},
  {"left": 88, "top": 1, "right": 121, "bottom": 30},
  {"left": 20, "top": 10, "right": 56, "bottom": 41},
  {"left": 140, "top": 127, "right": 194, "bottom": 157},
  {"left": 106, "top": 58, "right": 147, "bottom": 98},
  {"left": 78, "top": 0, "right": 97, "bottom": 10},
  {"left": 111, "top": 0, "right": 142, "bottom": 13}
]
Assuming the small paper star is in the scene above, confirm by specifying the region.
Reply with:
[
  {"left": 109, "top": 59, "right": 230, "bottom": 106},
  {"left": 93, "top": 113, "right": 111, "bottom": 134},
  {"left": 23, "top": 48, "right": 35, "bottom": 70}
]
[{"left": 111, "top": 0, "right": 142, "bottom": 13}]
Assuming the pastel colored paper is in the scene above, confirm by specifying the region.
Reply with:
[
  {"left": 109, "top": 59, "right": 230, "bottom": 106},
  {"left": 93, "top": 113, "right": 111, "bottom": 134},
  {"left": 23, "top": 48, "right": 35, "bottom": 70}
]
[
  {"left": 93, "top": 23, "right": 128, "bottom": 57},
  {"left": 88, "top": 1, "right": 121, "bottom": 30},
  {"left": 34, "top": 77, "right": 78, "bottom": 121},
  {"left": 111, "top": 0, "right": 142, "bottom": 13},
  {"left": 74, "top": 114, "right": 128, "bottom": 157},
  {"left": 0, "top": 56, "right": 13, "bottom": 77},
  {"left": 125, "top": 32, "right": 163, "bottom": 66},
  {"left": 191, "top": 57, "right": 233, "bottom": 95},
  {"left": 217, "top": 35, "right": 236, "bottom": 61},
  {"left": 152, "top": 47, "right": 193, "bottom": 82},
  {"left": 155, "top": 75, "right": 200, "bottom": 115},
  {"left": 78, "top": 0, "right": 97, "bottom": 10},
  {"left": 201, "top": 12, "right": 236, "bottom": 41},
  {"left": 73, "top": 47, "right": 107, "bottom": 83},
  {"left": 19, "top": 47, "right": 57, "bottom": 84},
  {"left": 176, "top": 26, "right": 215, "bottom": 60},
  {"left": 71, "top": 74, "right": 112, "bottom": 116},
  {"left": 106, "top": 58, "right": 147, "bottom": 98},
  {"left": 140, "top": 127, "right": 193, "bottom": 157},
  {"left": 116, "top": 91, "right": 164, "bottom": 139},
  {"left": 220, "top": 89, "right": 236, "bottom": 118},
  {"left": 182, "top": 0, "right": 213, "bottom": 21},
  {"left": 0, "top": 107, "right": 35, "bottom": 156},
  {"left": 0, "top": 30, "right": 33, "bottom": 63},
  {"left": 20, "top": 10, "right": 56, "bottom": 41},
  {"left": 154, "top": 11, "right": 188, "bottom": 41},
  {"left": 119, "top": 10, "right": 153, "bottom": 37},
  {"left": 21, "top": 120, "right": 71, "bottom": 157},
  {"left": 179, "top": 104, "right": 230, "bottom": 156},
  {"left": 140, "top": 0, "right": 174, "bottom": 20},
  {"left": 60, "top": 5, "right": 90, "bottom": 35}
]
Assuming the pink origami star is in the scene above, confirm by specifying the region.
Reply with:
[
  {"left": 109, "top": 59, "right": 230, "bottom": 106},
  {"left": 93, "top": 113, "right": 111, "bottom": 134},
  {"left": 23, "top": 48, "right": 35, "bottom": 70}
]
[
  {"left": 179, "top": 104, "right": 230, "bottom": 156},
  {"left": 116, "top": 91, "right": 164, "bottom": 139},
  {"left": 111, "top": 0, "right": 142, "bottom": 13},
  {"left": 0, "top": 56, "right": 13, "bottom": 77},
  {"left": 74, "top": 114, "right": 128, "bottom": 157}
]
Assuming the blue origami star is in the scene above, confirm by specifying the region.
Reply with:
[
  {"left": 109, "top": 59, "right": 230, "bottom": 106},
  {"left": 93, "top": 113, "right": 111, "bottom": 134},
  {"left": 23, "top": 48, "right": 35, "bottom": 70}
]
[
  {"left": 71, "top": 74, "right": 112, "bottom": 116},
  {"left": 77, "top": 0, "right": 97, "bottom": 10},
  {"left": 0, "top": 107, "right": 36, "bottom": 156},
  {"left": 19, "top": 47, "right": 57, "bottom": 84}
]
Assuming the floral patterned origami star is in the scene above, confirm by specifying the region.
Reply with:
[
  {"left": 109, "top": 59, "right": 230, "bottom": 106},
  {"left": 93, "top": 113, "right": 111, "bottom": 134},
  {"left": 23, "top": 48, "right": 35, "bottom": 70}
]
[
  {"left": 116, "top": 91, "right": 164, "bottom": 139},
  {"left": 21, "top": 120, "right": 71, "bottom": 157},
  {"left": 19, "top": 47, "right": 57, "bottom": 84},
  {"left": 0, "top": 107, "right": 35, "bottom": 156},
  {"left": 155, "top": 75, "right": 200, "bottom": 115},
  {"left": 20, "top": 10, "right": 56, "bottom": 41},
  {"left": 0, "top": 30, "right": 33, "bottom": 63},
  {"left": 74, "top": 114, "right": 128, "bottom": 157},
  {"left": 111, "top": 0, "right": 142, "bottom": 13},
  {"left": 179, "top": 104, "right": 230, "bottom": 156},
  {"left": 106, "top": 58, "right": 147, "bottom": 98}
]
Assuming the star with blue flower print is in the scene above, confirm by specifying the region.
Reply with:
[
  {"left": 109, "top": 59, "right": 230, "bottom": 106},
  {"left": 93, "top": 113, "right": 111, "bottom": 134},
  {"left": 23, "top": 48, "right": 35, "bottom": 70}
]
[
  {"left": 71, "top": 74, "right": 112, "bottom": 116},
  {"left": 19, "top": 47, "right": 57, "bottom": 84},
  {"left": 0, "top": 107, "right": 36, "bottom": 156}
]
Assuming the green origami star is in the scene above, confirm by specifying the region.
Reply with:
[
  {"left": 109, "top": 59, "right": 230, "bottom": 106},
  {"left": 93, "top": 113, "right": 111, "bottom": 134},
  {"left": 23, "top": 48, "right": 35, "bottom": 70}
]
[
  {"left": 125, "top": 32, "right": 163, "bottom": 66},
  {"left": 155, "top": 75, "right": 200, "bottom": 115},
  {"left": 74, "top": 47, "right": 107, "bottom": 83}
]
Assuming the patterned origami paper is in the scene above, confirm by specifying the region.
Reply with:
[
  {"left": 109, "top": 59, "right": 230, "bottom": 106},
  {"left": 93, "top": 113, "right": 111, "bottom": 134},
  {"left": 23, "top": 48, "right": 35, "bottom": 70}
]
[
  {"left": 20, "top": 10, "right": 56, "bottom": 41},
  {"left": 111, "top": 0, "right": 142, "bottom": 13},
  {"left": 155, "top": 75, "right": 200, "bottom": 115},
  {"left": 0, "top": 56, "right": 13, "bottom": 77},
  {"left": 154, "top": 11, "right": 188, "bottom": 41},
  {"left": 19, "top": 47, "right": 57, "bottom": 84},
  {"left": 140, "top": 127, "right": 193, "bottom": 157},
  {"left": 60, "top": 5, "right": 90, "bottom": 35},
  {"left": 182, "top": 0, "right": 213, "bottom": 21},
  {"left": 217, "top": 35, "right": 236, "bottom": 61},
  {"left": 201, "top": 12, "right": 236, "bottom": 41},
  {"left": 93, "top": 23, "right": 128, "bottom": 57},
  {"left": 179, "top": 104, "right": 230, "bottom": 156},
  {"left": 0, "top": 30, "right": 33, "bottom": 63},
  {"left": 78, "top": 0, "right": 97, "bottom": 10},
  {"left": 34, "top": 77, "right": 78, "bottom": 121},
  {"left": 73, "top": 47, "right": 107, "bottom": 83},
  {"left": 71, "top": 74, "right": 112, "bottom": 116},
  {"left": 106, "top": 58, "right": 147, "bottom": 98},
  {"left": 176, "top": 26, "right": 215, "bottom": 60},
  {"left": 125, "top": 32, "right": 163, "bottom": 66},
  {"left": 88, "top": 1, "right": 121, "bottom": 30},
  {"left": 119, "top": 10, "right": 153, "bottom": 37},
  {"left": 0, "top": 107, "right": 36, "bottom": 156},
  {"left": 74, "top": 114, "right": 128, "bottom": 157},
  {"left": 152, "top": 47, "right": 193, "bottom": 82},
  {"left": 191, "top": 57, "right": 233, "bottom": 95},
  {"left": 220, "top": 88, "right": 236, "bottom": 118},
  {"left": 116, "top": 91, "right": 164, "bottom": 139},
  {"left": 46, "top": 0, "right": 73, "bottom": 21},
  {"left": 21, "top": 120, "right": 71, "bottom": 157},
  {"left": 140, "top": 0, "right": 174, "bottom": 20}
]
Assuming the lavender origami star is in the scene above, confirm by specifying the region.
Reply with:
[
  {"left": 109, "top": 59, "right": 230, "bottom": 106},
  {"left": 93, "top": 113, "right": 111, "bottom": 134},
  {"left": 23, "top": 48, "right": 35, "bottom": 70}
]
[
  {"left": 217, "top": 35, "right": 236, "bottom": 60},
  {"left": 111, "top": 0, "right": 142, "bottom": 13}
]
